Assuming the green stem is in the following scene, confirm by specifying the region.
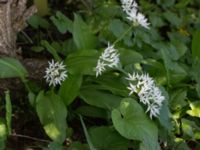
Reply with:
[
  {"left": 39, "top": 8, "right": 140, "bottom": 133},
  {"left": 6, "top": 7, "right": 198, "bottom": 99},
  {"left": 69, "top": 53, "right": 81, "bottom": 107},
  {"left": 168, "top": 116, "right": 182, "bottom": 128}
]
[
  {"left": 117, "top": 67, "right": 128, "bottom": 75},
  {"left": 113, "top": 25, "right": 133, "bottom": 45},
  {"left": 22, "top": 78, "right": 31, "bottom": 93},
  {"left": 79, "top": 115, "right": 96, "bottom": 150}
]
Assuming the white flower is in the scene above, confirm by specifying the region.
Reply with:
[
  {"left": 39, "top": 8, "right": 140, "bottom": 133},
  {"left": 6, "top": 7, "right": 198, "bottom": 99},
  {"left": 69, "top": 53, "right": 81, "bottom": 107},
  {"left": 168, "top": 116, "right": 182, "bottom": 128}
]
[
  {"left": 127, "top": 10, "right": 150, "bottom": 29},
  {"left": 121, "top": 0, "right": 150, "bottom": 29},
  {"left": 44, "top": 60, "right": 68, "bottom": 87},
  {"left": 121, "top": 0, "right": 138, "bottom": 13},
  {"left": 127, "top": 83, "right": 137, "bottom": 95},
  {"left": 146, "top": 103, "right": 161, "bottom": 119},
  {"left": 95, "top": 43, "right": 120, "bottom": 77},
  {"left": 126, "top": 72, "right": 139, "bottom": 81},
  {"left": 126, "top": 72, "right": 165, "bottom": 118}
]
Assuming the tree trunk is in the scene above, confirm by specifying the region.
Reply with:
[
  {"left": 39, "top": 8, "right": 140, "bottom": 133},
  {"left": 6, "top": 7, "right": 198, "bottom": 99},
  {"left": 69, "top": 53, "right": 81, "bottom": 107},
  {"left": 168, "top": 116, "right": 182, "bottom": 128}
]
[
  {"left": 0, "top": 0, "right": 36, "bottom": 57},
  {"left": 0, "top": 0, "right": 49, "bottom": 96}
]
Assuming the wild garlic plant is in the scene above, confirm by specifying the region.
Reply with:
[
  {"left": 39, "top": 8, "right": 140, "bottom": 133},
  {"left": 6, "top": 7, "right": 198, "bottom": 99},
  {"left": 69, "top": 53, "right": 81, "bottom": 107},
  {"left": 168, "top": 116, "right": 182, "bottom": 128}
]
[
  {"left": 91, "top": 0, "right": 163, "bottom": 119},
  {"left": 44, "top": 60, "right": 68, "bottom": 87},
  {"left": 126, "top": 73, "right": 165, "bottom": 118},
  {"left": 121, "top": 0, "right": 150, "bottom": 29},
  {"left": 95, "top": 43, "right": 120, "bottom": 77},
  {"left": 2, "top": 0, "right": 198, "bottom": 149}
]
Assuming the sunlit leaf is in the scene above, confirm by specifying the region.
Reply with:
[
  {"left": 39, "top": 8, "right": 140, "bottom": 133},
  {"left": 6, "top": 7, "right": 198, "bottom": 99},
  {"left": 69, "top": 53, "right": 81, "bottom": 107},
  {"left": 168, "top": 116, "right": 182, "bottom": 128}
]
[
  {"left": 0, "top": 120, "right": 6, "bottom": 150},
  {"left": 187, "top": 101, "right": 200, "bottom": 118},
  {"left": 36, "top": 91, "right": 67, "bottom": 143}
]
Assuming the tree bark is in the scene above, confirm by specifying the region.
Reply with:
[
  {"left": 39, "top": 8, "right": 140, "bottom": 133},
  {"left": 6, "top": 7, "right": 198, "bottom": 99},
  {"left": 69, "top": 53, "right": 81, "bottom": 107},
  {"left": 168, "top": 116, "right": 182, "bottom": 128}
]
[
  {"left": 0, "top": 0, "right": 36, "bottom": 57},
  {"left": 0, "top": 0, "right": 48, "bottom": 96}
]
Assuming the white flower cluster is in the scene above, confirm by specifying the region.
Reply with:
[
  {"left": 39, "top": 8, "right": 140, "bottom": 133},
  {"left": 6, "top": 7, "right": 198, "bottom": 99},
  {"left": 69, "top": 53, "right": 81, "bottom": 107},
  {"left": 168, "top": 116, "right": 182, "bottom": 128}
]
[
  {"left": 126, "top": 72, "right": 165, "bottom": 118},
  {"left": 95, "top": 43, "right": 120, "bottom": 77},
  {"left": 44, "top": 60, "right": 68, "bottom": 87},
  {"left": 121, "top": 0, "right": 150, "bottom": 29}
]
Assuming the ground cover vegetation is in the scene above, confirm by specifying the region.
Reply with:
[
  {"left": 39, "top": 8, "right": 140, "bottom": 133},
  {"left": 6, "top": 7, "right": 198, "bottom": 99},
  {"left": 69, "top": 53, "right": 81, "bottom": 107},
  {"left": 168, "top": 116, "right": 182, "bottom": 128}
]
[{"left": 0, "top": 0, "right": 200, "bottom": 149}]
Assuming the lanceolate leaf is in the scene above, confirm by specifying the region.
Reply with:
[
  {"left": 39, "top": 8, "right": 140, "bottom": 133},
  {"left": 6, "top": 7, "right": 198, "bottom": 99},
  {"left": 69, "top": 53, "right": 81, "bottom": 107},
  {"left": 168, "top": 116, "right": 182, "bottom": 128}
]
[
  {"left": 0, "top": 120, "right": 6, "bottom": 150},
  {"left": 36, "top": 91, "right": 67, "bottom": 143},
  {"left": 5, "top": 91, "right": 12, "bottom": 135},
  {"left": 111, "top": 98, "right": 160, "bottom": 150},
  {"left": 50, "top": 11, "right": 73, "bottom": 34},
  {"left": 66, "top": 50, "right": 98, "bottom": 75},
  {"left": 0, "top": 57, "right": 28, "bottom": 79},
  {"left": 80, "top": 87, "right": 122, "bottom": 110},
  {"left": 73, "top": 14, "right": 97, "bottom": 50}
]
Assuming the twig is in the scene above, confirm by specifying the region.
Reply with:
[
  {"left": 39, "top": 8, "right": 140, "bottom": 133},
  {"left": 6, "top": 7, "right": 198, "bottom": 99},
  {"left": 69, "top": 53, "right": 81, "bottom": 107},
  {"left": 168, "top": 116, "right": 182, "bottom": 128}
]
[
  {"left": 21, "top": 31, "right": 34, "bottom": 44},
  {"left": 11, "top": 133, "right": 51, "bottom": 143},
  {"left": 80, "top": 0, "right": 91, "bottom": 12}
]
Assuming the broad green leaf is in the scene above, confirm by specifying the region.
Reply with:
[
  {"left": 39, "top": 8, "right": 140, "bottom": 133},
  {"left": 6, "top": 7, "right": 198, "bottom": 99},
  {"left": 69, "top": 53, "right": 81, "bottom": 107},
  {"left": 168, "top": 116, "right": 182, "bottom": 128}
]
[
  {"left": 192, "top": 59, "right": 200, "bottom": 98},
  {"left": 89, "top": 126, "right": 129, "bottom": 150},
  {"left": 36, "top": 91, "right": 67, "bottom": 143},
  {"left": 76, "top": 106, "right": 109, "bottom": 119},
  {"left": 50, "top": 11, "right": 73, "bottom": 33},
  {"left": 181, "top": 119, "right": 200, "bottom": 137},
  {"left": 157, "top": 0, "right": 175, "bottom": 8},
  {"left": 119, "top": 49, "right": 143, "bottom": 65},
  {"left": 149, "top": 13, "right": 165, "bottom": 27},
  {"left": 59, "top": 74, "right": 82, "bottom": 105},
  {"left": 5, "top": 91, "right": 12, "bottom": 135},
  {"left": 80, "top": 87, "right": 122, "bottom": 110},
  {"left": 187, "top": 101, "right": 200, "bottom": 118},
  {"left": 95, "top": 2, "right": 120, "bottom": 19},
  {"left": 111, "top": 98, "right": 160, "bottom": 150},
  {"left": 0, "top": 120, "right": 6, "bottom": 150},
  {"left": 28, "top": 15, "right": 49, "bottom": 29},
  {"left": 43, "top": 142, "right": 65, "bottom": 150},
  {"left": 175, "top": 141, "right": 190, "bottom": 150},
  {"left": 108, "top": 19, "right": 125, "bottom": 38},
  {"left": 171, "top": 40, "right": 187, "bottom": 59},
  {"left": 163, "top": 11, "right": 182, "bottom": 27},
  {"left": 95, "top": 74, "right": 128, "bottom": 97},
  {"left": 192, "top": 30, "right": 200, "bottom": 60},
  {"left": 158, "top": 88, "right": 172, "bottom": 131},
  {"left": 170, "top": 89, "right": 187, "bottom": 110},
  {"left": 66, "top": 50, "right": 98, "bottom": 75},
  {"left": 175, "top": 0, "right": 191, "bottom": 8},
  {"left": 68, "top": 142, "right": 88, "bottom": 150},
  {"left": 183, "top": 119, "right": 200, "bottom": 140},
  {"left": 194, "top": 132, "right": 200, "bottom": 140},
  {"left": 142, "top": 59, "right": 167, "bottom": 84},
  {"left": 0, "top": 57, "right": 28, "bottom": 79},
  {"left": 73, "top": 14, "right": 97, "bottom": 50},
  {"left": 155, "top": 43, "right": 187, "bottom": 84}
]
